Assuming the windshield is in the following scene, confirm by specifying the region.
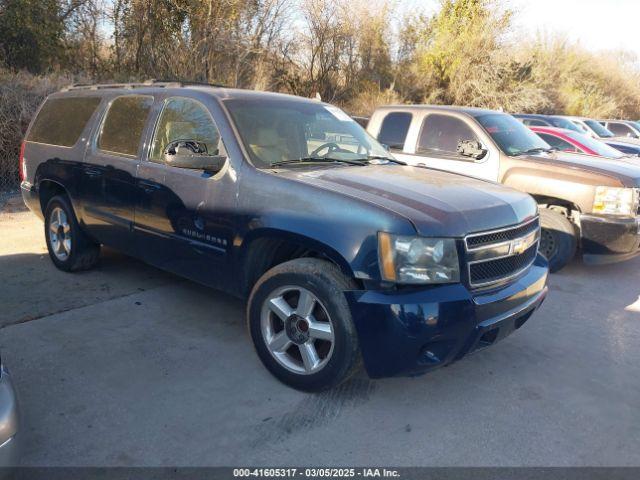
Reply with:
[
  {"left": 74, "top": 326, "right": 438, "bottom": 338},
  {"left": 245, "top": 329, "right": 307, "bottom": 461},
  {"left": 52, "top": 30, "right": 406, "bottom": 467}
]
[
  {"left": 223, "top": 98, "right": 390, "bottom": 168},
  {"left": 584, "top": 119, "right": 614, "bottom": 138},
  {"left": 564, "top": 131, "right": 625, "bottom": 158},
  {"left": 477, "top": 113, "right": 551, "bottom": 155},
  {"left": 549, "top": 117, "right": 582, "bottom": 132}
]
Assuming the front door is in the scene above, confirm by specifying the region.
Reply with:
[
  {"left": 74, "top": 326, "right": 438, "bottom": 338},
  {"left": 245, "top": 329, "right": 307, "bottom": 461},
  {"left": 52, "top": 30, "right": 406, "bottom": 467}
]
[
  {"left": 80, "top": 95, "right": 154, "bottom": 253},
  {"left": 134, "top": 96, "right": 236, "bottom": 287},
  {"left": 396, "top": 113, "right": 500, "bottom": 182}
]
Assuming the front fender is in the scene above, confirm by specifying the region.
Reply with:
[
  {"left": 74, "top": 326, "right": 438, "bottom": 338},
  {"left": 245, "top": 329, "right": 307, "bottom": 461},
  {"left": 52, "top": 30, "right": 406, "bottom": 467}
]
[{"left": 501, "top": 165, "right": 609, "bottom": 212}]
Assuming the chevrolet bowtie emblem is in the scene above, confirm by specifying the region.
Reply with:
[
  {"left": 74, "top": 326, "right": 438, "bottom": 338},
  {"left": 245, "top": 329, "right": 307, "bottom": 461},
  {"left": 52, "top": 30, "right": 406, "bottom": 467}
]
[{"left": 512, "top": 238, "right": 527, "bottom": 255}]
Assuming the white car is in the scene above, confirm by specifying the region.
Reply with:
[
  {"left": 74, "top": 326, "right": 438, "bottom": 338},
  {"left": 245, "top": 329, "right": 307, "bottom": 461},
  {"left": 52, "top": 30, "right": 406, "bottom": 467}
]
[
  {"left": 600, "top": 119, "right": 640, "bottom": 140},
  {"left": 557, "top": 115, "right": 640, "bottom": 146}
]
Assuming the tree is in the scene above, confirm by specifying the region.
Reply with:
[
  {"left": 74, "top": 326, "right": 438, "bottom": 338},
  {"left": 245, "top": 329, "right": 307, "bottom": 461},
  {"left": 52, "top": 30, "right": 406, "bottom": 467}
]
[{"left": 0, "top": 0, "right": 65, "bottom": 72}]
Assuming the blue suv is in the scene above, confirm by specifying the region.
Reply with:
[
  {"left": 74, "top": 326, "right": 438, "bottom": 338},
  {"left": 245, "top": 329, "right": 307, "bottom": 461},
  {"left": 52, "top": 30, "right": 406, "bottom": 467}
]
[{"left": 20, "top": 82, "right": 548, "bottom": 391}]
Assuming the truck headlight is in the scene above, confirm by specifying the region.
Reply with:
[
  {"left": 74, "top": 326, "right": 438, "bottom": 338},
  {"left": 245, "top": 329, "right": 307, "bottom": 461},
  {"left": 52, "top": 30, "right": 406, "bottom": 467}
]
[
  {"left": 378, "top": 233, "right": 460, "bottom": 284},
  {"left": 592, "top": 187, "right": 639, "bottom": 216}
]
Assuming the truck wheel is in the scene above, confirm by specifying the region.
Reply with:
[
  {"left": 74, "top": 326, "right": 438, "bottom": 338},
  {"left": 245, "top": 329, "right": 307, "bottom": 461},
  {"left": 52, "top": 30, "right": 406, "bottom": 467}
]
[
  {"left": 539, "top": 208, "right": 577, "bottom": 273},
  {"left": 247, "top": 258, "right": 361, "bottom": 392},
  {"left": 44, "top": 195, "right": 100, "bottom": 272}
]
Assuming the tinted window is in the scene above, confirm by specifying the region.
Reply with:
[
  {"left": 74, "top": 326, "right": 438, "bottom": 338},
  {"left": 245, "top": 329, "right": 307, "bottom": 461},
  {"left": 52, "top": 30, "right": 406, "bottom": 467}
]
[
  {"left": 418, "top": 114, "right": 478, "bottom": 154},
  {"left": 564, "top": 131, "right": 625, "bottom": 158},
  {"left": 607, "top": 122, "right": 638, "bottom": 138},
  {"left": 28, "top": 97, "right": 101, "bottom": 147},
  {"left": 523, "top": 119, "right": 548, "bottom": 127},
  {"left": 584, "top": 119, "right": 614, "bottom": 138},
  {"left": 98, "top": 95, "right": 153, "bottom": 156},
  {"left": 537, "top": 133, "right": 576, "bottom": 152},
  {"left": 150, "top": 98, "right": 222, "bottom": 163},
  {"left": 548, "top": 117, "right": 581, "bottom": 132},
  {"left": 378, "top": 112, "right": 412, "bottom": 150}
]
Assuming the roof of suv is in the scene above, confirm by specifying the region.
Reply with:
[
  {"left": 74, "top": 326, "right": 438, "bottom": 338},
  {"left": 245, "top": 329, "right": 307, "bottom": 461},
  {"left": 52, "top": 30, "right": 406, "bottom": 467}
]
[
  {"left": 376, "top": 104, "right": 501, "bottom": 117},
  {"left": 56, "top": 81, "right": 318, "bottom": 104}
]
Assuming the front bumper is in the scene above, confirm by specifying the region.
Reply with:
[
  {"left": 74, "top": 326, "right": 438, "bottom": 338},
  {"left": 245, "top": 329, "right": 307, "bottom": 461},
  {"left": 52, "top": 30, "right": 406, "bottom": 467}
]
[
  {"left": 580, "top": 214, "right": 640, "bottom": 265},
  {"left": 0, "top": 367, "right": 20, "bottom": 468},
  {"left": 347, "top": 255, "right": 548, "bottom": 378}
]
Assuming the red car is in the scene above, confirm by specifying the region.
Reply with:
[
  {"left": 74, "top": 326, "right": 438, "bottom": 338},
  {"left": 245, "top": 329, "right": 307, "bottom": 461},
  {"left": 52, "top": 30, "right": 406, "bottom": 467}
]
[{"left": 530, "top": 126, "right": 626, "bottom": 159}]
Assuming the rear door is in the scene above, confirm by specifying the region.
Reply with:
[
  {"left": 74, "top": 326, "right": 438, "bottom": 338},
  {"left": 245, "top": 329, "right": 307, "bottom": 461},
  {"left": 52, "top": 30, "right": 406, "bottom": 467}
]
[
  {"left": 81, "top": 95, "right": 154, "bottom": 253},
  {"left": 134, "top": 96, "right": 235, "bottom": 287}
]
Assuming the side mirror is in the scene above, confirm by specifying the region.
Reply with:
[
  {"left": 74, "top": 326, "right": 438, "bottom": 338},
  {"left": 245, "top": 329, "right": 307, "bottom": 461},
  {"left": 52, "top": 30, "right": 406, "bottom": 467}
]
[
  {"left": 163, "top": 140, "right": 227, "bottom": 174},
  {"left": 457, "top": 140, "right": 488, "bottom": 160},
  {"left": 164, "top": 153, "right": 226, "bottom": 174}
]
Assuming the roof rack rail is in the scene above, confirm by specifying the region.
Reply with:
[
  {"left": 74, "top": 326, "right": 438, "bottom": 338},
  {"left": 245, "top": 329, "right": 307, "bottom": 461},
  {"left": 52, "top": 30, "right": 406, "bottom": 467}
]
[{"left": 61, "top": 79, "right": 227, "bottom": 92}]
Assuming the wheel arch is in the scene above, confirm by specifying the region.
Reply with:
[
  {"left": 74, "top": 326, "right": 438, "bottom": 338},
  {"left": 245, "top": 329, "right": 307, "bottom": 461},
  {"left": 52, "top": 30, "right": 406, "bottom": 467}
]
[
  {"left": 530, "top": 195, "right": 582, "bottom": 216},
  {"left": 238, "top": 229, "right": 359, "bottom": 297},
  {"left": 37, "top": 179, "right": 70, "bottom": 216}
]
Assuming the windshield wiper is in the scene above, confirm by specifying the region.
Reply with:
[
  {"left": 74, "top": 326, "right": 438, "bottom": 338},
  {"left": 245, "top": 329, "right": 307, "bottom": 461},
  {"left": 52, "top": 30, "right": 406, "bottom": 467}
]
[
  {"left": 271, "top": 157, "right": 368, "bottom": 167},
  {"left": 515, "top": 147, "right": 557, "bottom": 156},
  {"left": 366, "top": 155, "right": 407, "bottom": 165}
]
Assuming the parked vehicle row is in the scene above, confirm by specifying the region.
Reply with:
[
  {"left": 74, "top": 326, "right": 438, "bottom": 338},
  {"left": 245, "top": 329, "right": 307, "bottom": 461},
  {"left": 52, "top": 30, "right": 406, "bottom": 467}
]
[
  {"left": 19, "top": 82, "right": 549, "bottom": 396},
  {"left": 529, "top": 126, "right": 629, "bottom": 159},
  {"left": 367, "top": 105, "right": 640, "bottom": 272}
]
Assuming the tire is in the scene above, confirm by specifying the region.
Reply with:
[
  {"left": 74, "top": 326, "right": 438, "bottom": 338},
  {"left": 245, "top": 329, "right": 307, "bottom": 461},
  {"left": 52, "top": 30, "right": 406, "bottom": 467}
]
[
  {"left": 538, "top": 208, "right": 577, "bottom": 273},
  {"left": 247, "top": 258, "right": 361, "bottom": 392},
  {"left": 44, "top": 195, "right": 100, "bottom": 272}
]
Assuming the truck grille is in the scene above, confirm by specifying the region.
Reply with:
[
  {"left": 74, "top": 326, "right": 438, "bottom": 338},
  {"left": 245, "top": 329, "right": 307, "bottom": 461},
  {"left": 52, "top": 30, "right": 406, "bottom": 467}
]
[{"left": 465, "top": 217, "right": 540, "bottom": 288}]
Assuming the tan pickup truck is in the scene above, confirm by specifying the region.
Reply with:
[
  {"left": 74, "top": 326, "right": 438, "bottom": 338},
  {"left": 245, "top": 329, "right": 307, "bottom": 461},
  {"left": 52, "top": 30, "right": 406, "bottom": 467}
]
[{"left": 367, "top": 105, "right": 640, "bottom": 271}]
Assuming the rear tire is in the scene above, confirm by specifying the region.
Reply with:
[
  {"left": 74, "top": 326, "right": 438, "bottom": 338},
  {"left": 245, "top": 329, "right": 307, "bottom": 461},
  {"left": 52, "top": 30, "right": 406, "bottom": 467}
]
[
  {"left": 247, "top": 258, "right": 361, "bottom": 392},
  {"left": 44, "top": 195, "right": 100, "bottom": 272},
  {"left": 539, "top": 208, "right": 577, "bottom": 273}
]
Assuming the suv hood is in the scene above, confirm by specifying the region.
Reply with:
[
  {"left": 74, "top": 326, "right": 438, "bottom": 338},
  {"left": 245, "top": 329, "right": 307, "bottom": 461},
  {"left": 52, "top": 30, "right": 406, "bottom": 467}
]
[
  {"left": 524, "top": 151, "right": 640, "bottom": 187},
  {"left": 279, "top": 165, "right": 537, "bottom": 237}
]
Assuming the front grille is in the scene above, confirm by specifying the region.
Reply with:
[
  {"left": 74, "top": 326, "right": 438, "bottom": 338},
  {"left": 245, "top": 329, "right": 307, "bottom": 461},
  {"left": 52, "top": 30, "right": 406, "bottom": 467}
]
[
  {"left": 466, "top": 218, "right": 539, "bottom": 249},
  {"left": 469, "top": 244, "right": 538, "bottom": 286},
  {"left": 465, "top": 217, "right": 540, "bottom": 288}
]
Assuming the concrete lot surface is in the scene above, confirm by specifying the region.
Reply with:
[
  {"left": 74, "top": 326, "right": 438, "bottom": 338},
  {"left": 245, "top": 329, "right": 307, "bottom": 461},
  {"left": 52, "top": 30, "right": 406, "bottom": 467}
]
[{"left": 1, "top": 196, "right": 639, "bottom": 466}]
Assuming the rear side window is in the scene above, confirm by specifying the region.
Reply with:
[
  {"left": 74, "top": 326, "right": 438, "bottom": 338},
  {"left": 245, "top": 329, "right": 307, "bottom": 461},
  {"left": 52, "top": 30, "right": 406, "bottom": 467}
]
[
  {"left": 377, "top": 112, "right": 412, "bottom": 150},
  {"left": 28, "top": 97, "right": 101, "bottom": 147},
  {"left": 98, "top": 95, "right": 153, "bottom": 156},
  {"left": 418, "top": 114, "right": 478, "bottom": 155}
]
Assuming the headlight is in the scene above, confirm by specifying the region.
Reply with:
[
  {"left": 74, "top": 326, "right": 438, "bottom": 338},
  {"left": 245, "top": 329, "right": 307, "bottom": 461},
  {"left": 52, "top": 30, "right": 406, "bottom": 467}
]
[
  {"left": 378, "top": 233, "right": 460, "bottom": 284},
  {"left": 592, "top": 187, "right": 639, "bottom": 215}
]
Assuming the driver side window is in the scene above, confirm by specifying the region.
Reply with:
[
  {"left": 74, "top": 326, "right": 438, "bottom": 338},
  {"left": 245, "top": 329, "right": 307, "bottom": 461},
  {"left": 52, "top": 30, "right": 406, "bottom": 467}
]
[
  {"left": 150, "top": 97, "right": 222, "bottom": 164},
  {"left": 417, "top": 114, "right": 479, "bottom": 158}
]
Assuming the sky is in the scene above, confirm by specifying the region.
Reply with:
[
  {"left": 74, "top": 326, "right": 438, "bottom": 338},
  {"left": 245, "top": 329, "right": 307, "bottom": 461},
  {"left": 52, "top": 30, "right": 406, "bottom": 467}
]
[{"left": 397, "top": 0, "right": 640, "bottom": 58}]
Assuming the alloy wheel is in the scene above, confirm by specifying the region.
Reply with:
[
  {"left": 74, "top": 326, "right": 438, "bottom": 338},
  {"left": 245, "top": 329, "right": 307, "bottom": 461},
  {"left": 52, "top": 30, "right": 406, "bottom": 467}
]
[
  {"left": 260, "top": 286, "right": 335, "bottom": 375},
  {"left": 49, "top": 206, "right": 72, "bottom": 261}
]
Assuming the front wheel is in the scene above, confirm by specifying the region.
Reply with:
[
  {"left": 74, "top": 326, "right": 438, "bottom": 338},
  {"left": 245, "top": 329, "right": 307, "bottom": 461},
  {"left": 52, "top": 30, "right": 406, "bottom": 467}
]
[
  {"left": 539, "top": 208, "right": 577, "bottom": 273},
  {"left": 247, "top": 258, "right": 361, "bottom": 392}
]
